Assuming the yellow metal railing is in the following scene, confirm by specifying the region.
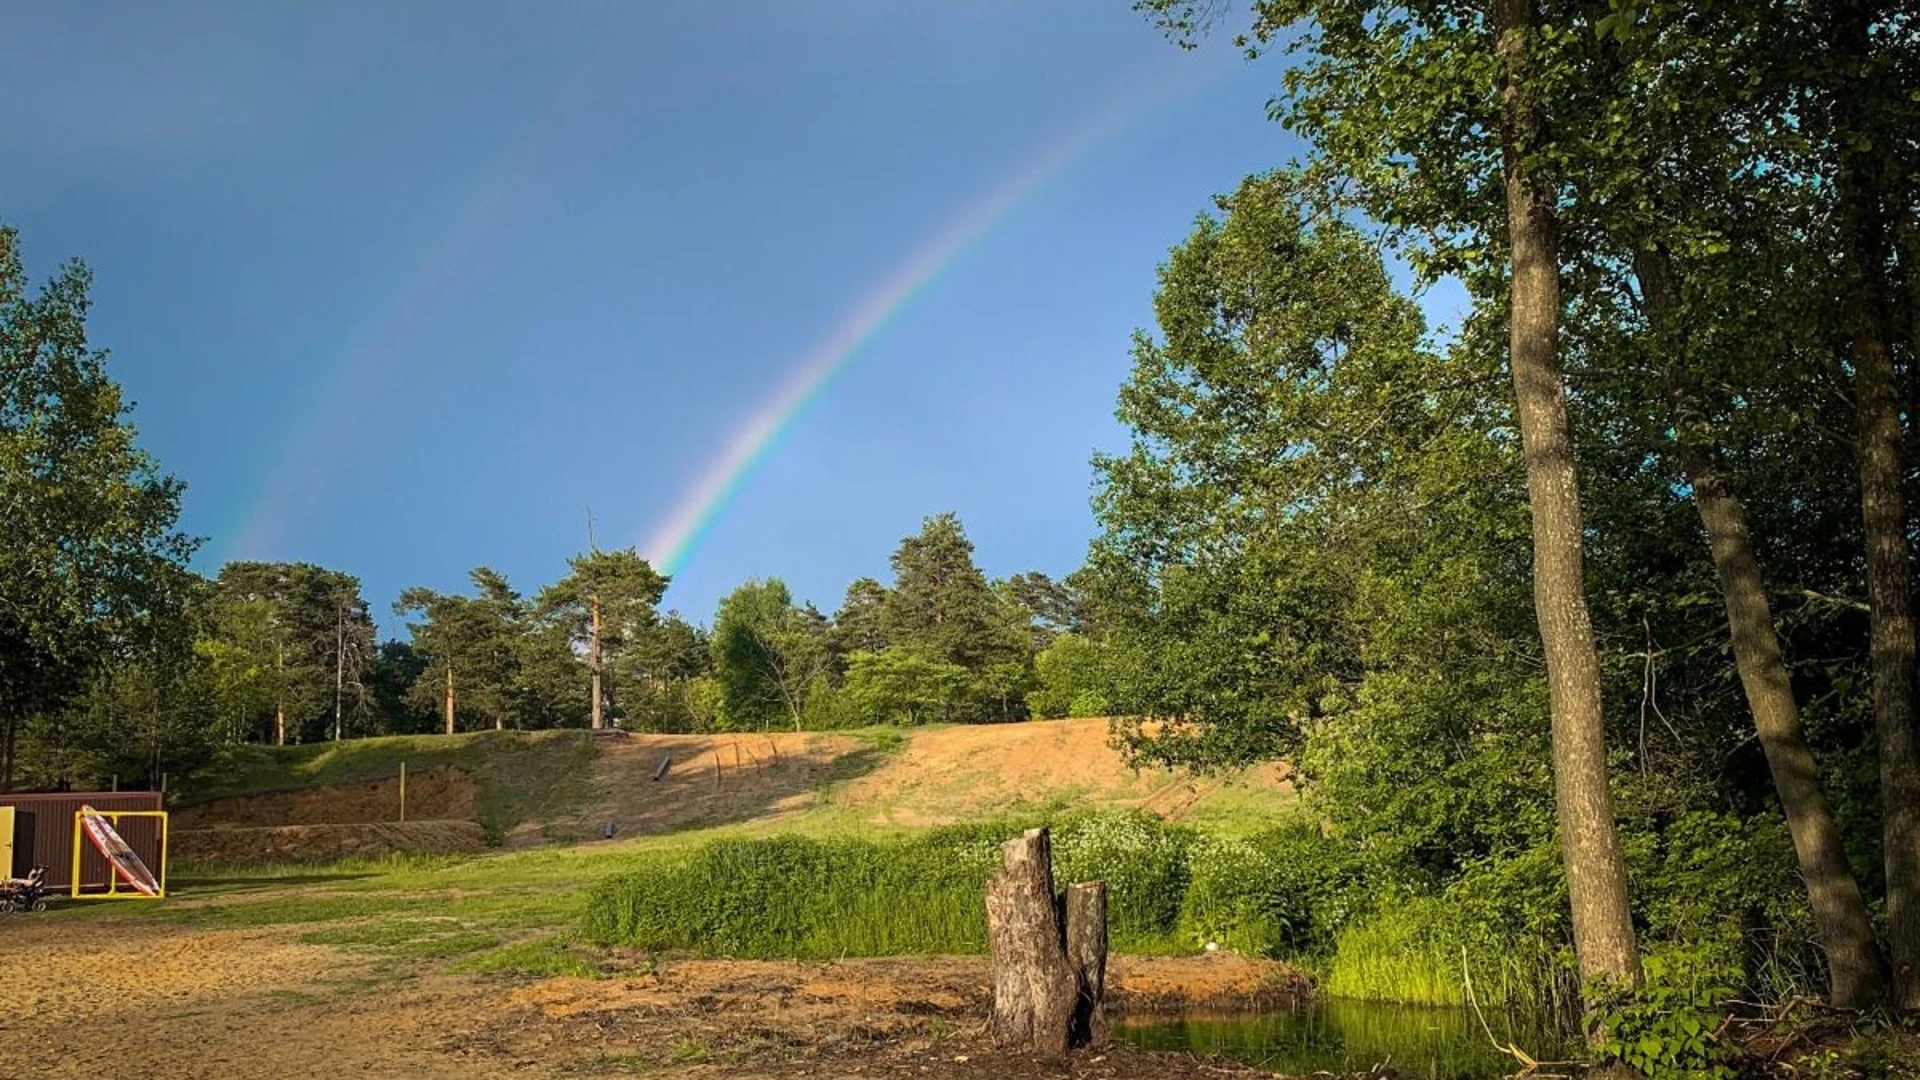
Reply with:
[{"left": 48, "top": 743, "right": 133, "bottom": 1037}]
[{"left": 70, "top": 809, "right": 168, "bottom": 899}]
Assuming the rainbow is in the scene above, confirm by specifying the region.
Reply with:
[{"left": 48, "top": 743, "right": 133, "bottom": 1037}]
[{"left": 642, "top": 66, "right": 1208, "bottom": 577}]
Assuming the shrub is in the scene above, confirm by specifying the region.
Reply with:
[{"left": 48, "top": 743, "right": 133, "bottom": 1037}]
[
  {"left": 1053, "top": 812, "right": 1191, "bottom": 942},
  {"left": 1178, "top": 835, "right": 1291, "bottom": 955},
  {"left": 1592, "top": 941, "right": 1742, "bottom": 1080}
]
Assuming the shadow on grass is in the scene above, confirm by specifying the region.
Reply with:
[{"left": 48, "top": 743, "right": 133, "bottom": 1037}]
[
  {"left": 549, "top": 742, "right": 888, "bottom": 843},
  {"left": 167, "top": 871, "right": 382, "bottom": 894}
]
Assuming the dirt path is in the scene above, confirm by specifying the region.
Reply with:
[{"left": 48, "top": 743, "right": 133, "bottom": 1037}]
[{"left": 1, "top": 914, "right": 1301, "bottom": 1079}]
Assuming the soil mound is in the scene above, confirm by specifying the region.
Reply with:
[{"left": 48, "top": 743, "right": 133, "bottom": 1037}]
[
  {"left": 172, "top": 765, "right": 477, "bottom": 828},
  {"left": 519, "top": 731, "right": 875, "bottom": 844},
  {"left": 832, "top": 718, "right": 1292, "bottom": 828},
  {"left": 172, "top": 820, "right": 487, "bottom": 863}
]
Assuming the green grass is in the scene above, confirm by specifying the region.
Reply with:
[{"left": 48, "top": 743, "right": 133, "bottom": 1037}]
[
  {"left": 181, "top": 728, "right": 598, "bottom": 838},
  {"left": 450, "top": 935, "right": 602, "bottom": 978}
]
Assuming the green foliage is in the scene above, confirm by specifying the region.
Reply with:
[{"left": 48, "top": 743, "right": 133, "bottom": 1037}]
[
  {"left": 1592, "top": 944, "right": 1741, "bottom": 1080},
  {"left": 581, "top": 812, "right": 1313, "bottom": 959},
  {"left": 710, "top": 578, "right": 832, "bottom": 731},
  {"left": 1051, "top": 812, "right": 1189, "bottom": 939},
  {"left": 1, "top": 224, "right": 199, "bottom": 787},
  {"left": 1026, "top": 633, "right": 1114, "bottom": 718},
  {"left": 880, "top": 514, "right": 1031, "bottom": 720},
  {"left": 581, "top": 829, "right": 1001, "bottom": 957},
  {"left": 842, "top": 647, "right": 971, "bottom": 726}
]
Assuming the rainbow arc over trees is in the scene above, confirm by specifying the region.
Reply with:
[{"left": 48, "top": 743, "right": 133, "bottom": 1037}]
[{"left": 642, "top": 71, "right": 1204, "bottom": 576}]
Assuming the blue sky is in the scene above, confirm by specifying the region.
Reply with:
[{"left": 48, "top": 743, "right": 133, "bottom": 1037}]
[{"left": 4, "top": 2, "right": 1403, "bottom": 632}]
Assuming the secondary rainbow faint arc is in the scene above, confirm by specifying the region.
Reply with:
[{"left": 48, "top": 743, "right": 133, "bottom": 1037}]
[{"left": 642, "top": 69, "right": 1206, "bottom": 577}]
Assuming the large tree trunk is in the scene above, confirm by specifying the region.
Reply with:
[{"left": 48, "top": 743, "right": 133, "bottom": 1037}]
[
  {"left": 1637, "top": 248, "right": 1889, "bottom": 1008},
  {"left": 1831, "top": 0, "right": 1920, "bottom": 1009},
  {"left": 986, "top": 828, "right": 1077, "bottom": 1058},
  {"left": 1493, "top": 0, "right": 1641, "bottom": 998}
]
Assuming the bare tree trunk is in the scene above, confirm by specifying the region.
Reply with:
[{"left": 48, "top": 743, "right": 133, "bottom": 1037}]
[
  {"left": 1831, "top": 0, "right": 1920, "bottom": 1007},
  {"left": 444, "top": 665, "right": 456, "bottom": 736},
  {"left": 333, "top": 606, "right": 345, "bottom": 742},
  {"left": 1, "top": 711, "right": 16, "bottom": 792},
  {"left": 1494, "top": 0, "right": 1641, "bottom": 999},
  {"left": 1065, "top": 881, "right": 1109, "bottom": 1048},
  {"left": 986, "top": 828, "right": 1076, "bottom": 1058},
  {"left": 275, "top": 642, "right": 287, "bottom": 746},
  {"left": 1637, "top": 248, "right": 1889, "bottom": 1007},
  {"left": 589, "top": 593, "right": 604, "bottom": 731}
]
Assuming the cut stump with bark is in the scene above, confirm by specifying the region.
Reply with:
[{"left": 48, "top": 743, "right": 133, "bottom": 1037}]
[
  {"left": 1066, "top": 880, "right": 1110, "bottom": 1048},
  {"left": 986, "top": 827, "right": 1108, "bottom": 1056},
  {"left": 987, "top": 828, "right": 1078, "bottom": 1057}
]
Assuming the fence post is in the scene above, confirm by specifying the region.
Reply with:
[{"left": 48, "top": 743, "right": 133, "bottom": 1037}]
[{"left": 399, "top": 761, "right": 407, "bottom": 823}]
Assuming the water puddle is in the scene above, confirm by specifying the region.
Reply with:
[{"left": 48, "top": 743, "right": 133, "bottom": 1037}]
[{"left": 1116, "top": 997, "right": 1577, "bottom": 1079}]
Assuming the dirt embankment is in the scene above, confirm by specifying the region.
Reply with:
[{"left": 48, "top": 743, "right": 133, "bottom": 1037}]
[{"left": 171, "top": 764, "right": 478, "bottom": 828}]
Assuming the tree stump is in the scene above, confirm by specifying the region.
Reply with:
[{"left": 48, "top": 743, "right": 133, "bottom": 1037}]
[
  {"left": 1066, "top": 880, "right": 1110, "bottom": 1048},
  {"left": 986, "top": 828, "right": 1078, "bottom": 1057}
]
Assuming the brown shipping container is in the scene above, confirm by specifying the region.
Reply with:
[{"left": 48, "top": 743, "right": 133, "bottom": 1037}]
[{"left": 0, "top": 792, "right": 163, "bottom": 890}]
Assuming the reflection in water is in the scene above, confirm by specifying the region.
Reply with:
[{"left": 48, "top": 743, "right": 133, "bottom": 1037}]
[{"left": 1116, "top": 996, "right": 1577, "bottom": 1079}]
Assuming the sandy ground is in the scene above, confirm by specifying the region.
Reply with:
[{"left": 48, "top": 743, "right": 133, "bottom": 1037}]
[{"left": 0, "top": 915, "right": 1302, "bottom": 1079}]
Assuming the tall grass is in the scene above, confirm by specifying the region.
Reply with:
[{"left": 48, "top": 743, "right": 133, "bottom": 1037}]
[
  {"left": 580, "top": 813, "right": 1291, "bottom": 958},
  {"left": 1319, "top": 899, "right": 1574, "bottom": 1012}
]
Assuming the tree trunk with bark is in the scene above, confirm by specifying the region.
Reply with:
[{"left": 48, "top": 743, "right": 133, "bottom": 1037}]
[
  {"left": 1493, "top": 0, "right": 1641, "bottom": 998},
  {"left": 986, "top": 828, "right": 1078, "bottom": 1058},
  {"left": 443, "top": 665, "right": 456, "bottom": 736},
  {"left": 1832, "top": 0, "right": 1920, "bottom": 1008},
  {"left": 1065, "top": 881, "right": 1110, "bottom": 1048},
  {"left": 1637, "top": 247, "right": 1889, "bottom": 1008}
]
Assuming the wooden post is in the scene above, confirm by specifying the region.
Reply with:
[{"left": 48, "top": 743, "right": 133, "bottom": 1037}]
[
  {"left": 444, "top": 665, "right": 456, "bottom": 736},
  {"left": 986, "top": 828, "right": 1077, "bottom": 1058},
  {"left": 1066, "top": 881, "right": 1110, "bottom": 1048},
  {"left": 398, "top": 761, "right": 407, "bottom": 823}
]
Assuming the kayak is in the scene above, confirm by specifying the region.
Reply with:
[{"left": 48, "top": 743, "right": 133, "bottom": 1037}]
[{"left": 78, "top": 805, "right": 160, "bottom": 896}]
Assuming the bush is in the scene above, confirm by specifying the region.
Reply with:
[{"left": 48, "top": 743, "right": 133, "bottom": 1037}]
[
  {"left": 1592, "top": 942, "right": 1742, "bottom": 1080},
  {"left": 1027, "top": 634, "right": 1113, "bottom": 719},
  {"left": 1053, "top": 812, "right": 1192, "bottom": 941},
  {"left": 1178, "top": 835, "right": 1291, "bottom": 955}
]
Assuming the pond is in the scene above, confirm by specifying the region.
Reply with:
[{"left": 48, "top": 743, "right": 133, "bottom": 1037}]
[{"left": 1116, "top": 997, "right": 1578, "bottom": 1079}]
